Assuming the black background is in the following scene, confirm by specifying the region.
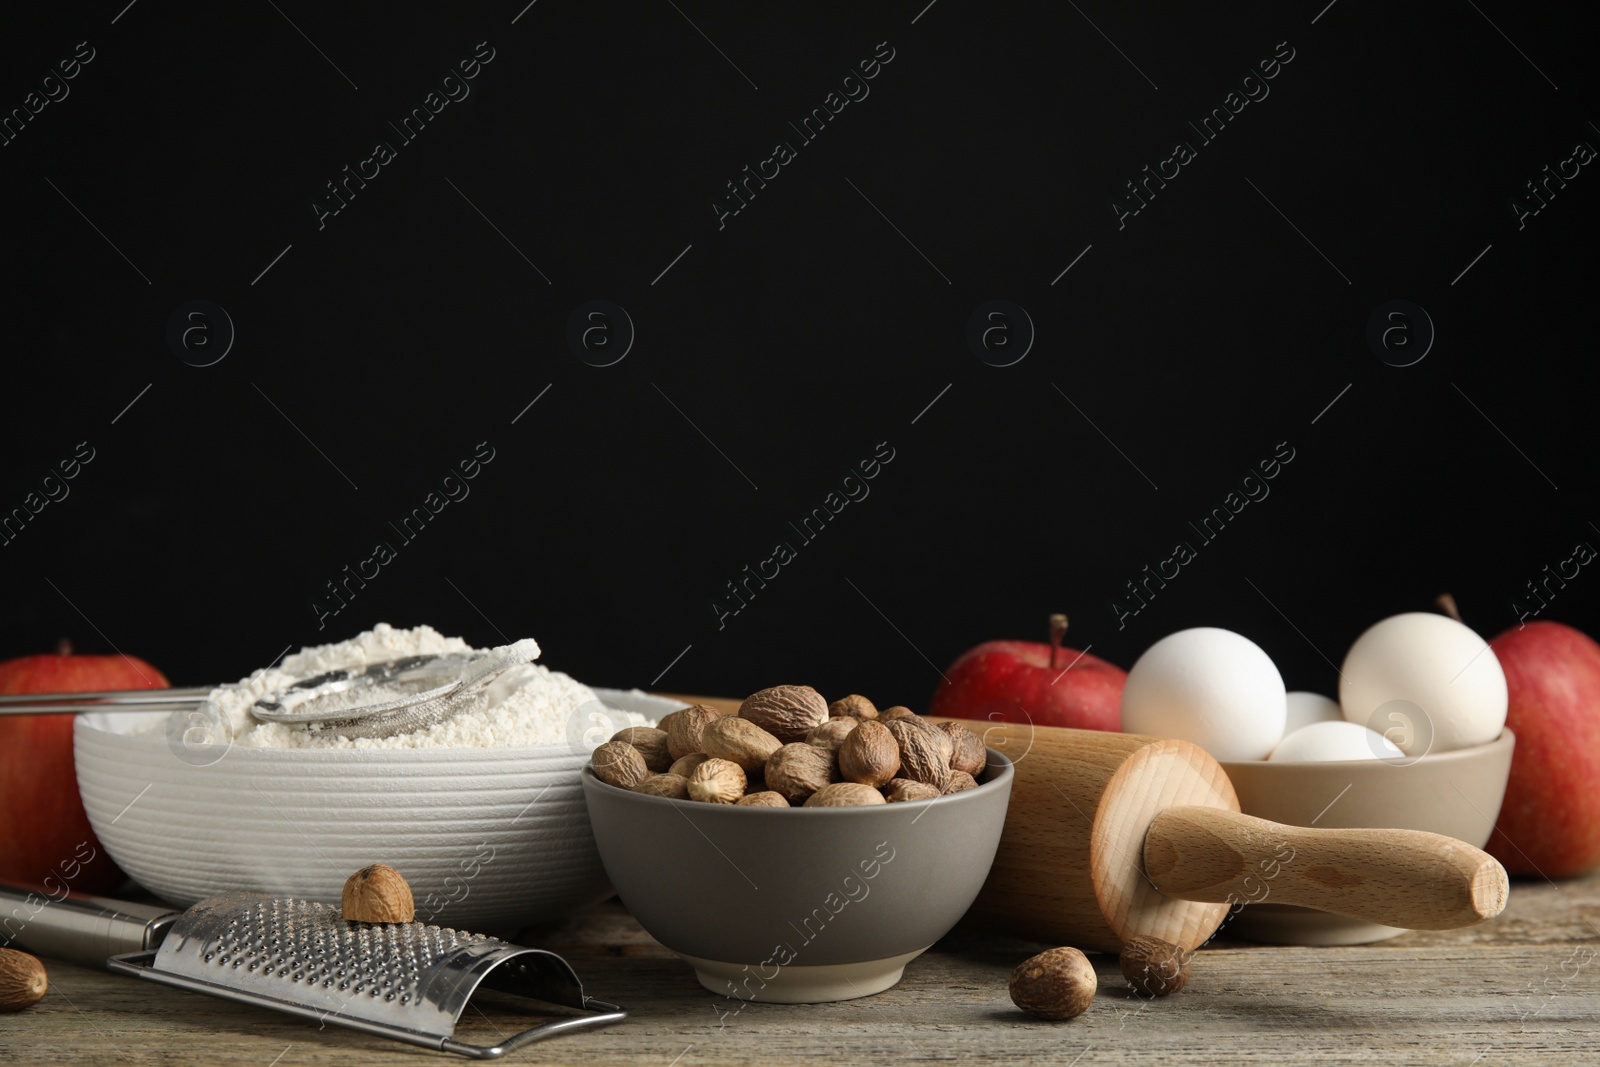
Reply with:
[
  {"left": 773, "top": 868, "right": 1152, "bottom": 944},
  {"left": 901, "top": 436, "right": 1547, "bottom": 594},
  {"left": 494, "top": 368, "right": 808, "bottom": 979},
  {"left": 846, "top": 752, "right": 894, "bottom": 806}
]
[{"left": 3, "top": 1, "right": 1595, "bottom": 709}]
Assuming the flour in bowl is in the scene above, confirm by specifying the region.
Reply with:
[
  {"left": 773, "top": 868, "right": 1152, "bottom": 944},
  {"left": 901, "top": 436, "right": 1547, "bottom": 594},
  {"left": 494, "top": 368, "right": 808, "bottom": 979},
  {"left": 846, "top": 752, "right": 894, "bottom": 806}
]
[{"left": 141, "top": 623, "right": 646, "bottom": 750}]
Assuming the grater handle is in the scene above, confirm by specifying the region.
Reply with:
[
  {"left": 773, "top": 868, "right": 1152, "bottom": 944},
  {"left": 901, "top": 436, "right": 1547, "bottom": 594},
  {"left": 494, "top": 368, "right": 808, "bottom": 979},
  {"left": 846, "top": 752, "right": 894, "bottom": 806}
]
[{"left": 0, "top": 883, "right": 178, "bottom": 969}]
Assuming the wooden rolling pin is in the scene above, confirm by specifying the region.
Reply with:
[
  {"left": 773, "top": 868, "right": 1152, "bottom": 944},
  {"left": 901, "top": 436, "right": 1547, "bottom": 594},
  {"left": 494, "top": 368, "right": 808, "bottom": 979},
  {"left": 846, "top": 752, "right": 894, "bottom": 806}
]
[{"left": 958, "top": 722, "right": 1509, "bottom": 953}]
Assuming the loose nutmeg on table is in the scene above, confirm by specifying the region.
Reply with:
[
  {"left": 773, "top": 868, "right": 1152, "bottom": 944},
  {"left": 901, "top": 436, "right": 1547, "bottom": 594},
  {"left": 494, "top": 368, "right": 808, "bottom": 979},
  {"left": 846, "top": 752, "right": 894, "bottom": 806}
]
[
  {"left": 0, "top": 948, "right": 48, "bottom": 1013},
  {"left": 1120, "top": 935, "right": 1192, "bottom": 996},
  {"left": 1009, "top": 946, "right": 1096, "bottom": 1020}
]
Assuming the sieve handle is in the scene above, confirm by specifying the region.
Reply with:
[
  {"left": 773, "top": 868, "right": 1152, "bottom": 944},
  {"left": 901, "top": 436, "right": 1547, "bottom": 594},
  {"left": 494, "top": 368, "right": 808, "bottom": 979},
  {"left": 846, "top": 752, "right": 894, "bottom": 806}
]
[
  {"left": 0, "top": 689, "right": 210, "bottom": 715},
  {"left": 0, "top": 883, "right": 178, "bottom": 969}
]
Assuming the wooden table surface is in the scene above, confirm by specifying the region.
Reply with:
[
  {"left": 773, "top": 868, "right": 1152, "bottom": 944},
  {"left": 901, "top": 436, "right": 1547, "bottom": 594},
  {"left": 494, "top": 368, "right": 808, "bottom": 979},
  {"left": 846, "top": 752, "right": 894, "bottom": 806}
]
[
  {"left": 4, "top": 871, "right": 1597, "bottom": 1066},
  {"left": 5, "top": 697, "right": 1597, "bottom": 1065}
]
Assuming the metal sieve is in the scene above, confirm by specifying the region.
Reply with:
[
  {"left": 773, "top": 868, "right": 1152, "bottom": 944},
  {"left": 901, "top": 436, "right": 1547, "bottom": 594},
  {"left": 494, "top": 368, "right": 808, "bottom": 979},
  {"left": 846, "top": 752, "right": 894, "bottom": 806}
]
[
  {"left": 249, "top": 639, "right": 541, "bottom": 739},
  {"left": 0, "top": 638, "right": 543, "bottom": 743}
]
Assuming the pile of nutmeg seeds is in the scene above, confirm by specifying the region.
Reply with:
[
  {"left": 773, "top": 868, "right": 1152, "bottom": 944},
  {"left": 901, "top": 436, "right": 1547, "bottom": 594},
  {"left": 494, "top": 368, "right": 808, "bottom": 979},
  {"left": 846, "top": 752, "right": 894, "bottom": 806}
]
[{"left": 588, "top": 685, "right": 988, "bottom": 807}]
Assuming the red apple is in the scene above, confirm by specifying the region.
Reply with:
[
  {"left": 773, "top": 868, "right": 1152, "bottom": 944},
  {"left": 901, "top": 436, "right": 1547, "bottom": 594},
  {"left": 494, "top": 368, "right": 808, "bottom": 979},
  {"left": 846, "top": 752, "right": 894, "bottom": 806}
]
[
  {"left": 929, "top": 615, "right": 1126, "bottom": 731},
  {"left": 1486, "top": 620, "right": 1600, "bottom": 878},
  {"left": 0, "top": 641, "right": 169, "bottom": 894}
]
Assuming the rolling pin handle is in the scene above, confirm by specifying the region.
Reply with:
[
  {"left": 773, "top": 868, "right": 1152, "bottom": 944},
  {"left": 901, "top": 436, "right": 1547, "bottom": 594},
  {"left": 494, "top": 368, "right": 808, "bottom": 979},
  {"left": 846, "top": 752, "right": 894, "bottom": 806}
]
[{"left": 1142, "top": 806, "right": 1510, "bottom": 931}]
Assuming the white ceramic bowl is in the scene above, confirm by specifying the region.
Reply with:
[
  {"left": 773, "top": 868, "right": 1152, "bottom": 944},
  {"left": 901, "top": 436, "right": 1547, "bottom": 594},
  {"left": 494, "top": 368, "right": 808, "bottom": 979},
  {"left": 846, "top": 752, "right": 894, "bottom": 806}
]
[{"left": 75, "top": 688, "right": 680, "bottom": 934}]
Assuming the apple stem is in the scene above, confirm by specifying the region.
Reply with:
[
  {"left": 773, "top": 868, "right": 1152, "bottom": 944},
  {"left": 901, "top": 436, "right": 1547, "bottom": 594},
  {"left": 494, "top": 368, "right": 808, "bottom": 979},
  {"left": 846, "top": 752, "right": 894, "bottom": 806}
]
[
  {"left": 1048, "top": 614, "right": 1069, "bottom": 671},
  {"left": 1435, "top": 594, "right": 1464, "bottom": 624},
  {"left": 56, "top": 638, "right": 73, "bottom": 656}
]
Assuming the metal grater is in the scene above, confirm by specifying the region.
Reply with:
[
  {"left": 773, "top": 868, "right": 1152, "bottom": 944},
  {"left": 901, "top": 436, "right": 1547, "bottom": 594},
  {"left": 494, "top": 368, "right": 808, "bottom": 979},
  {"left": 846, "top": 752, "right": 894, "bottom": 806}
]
[{"left": 106, "top": 893, "right": 625, "bottom": 1058}]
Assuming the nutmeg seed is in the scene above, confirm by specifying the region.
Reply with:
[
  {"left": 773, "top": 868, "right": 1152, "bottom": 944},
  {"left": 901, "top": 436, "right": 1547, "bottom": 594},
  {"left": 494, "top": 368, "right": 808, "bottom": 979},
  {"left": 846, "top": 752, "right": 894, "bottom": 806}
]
[
  {"left": 634, "top": 773, "right": 691, "bottom": 799},
  {"left": 829, "top": 694, "right": 878, "bottom": 720},
  {"left": 838, "top": 720, "right": 901, "bottom": 787},
  {"left": 688, "top": 757, "right": 748, "bottom": 803},
  {"left": 1009, "top": 946, "right": 1096, "bottom": 1020},
  {"left": 611, "top": 726, "right": 672, "bottom": 773},
  {"left": 1120, "top": 936, "right": 1192, "bottom": 996},
  {"left": 885, "top": 717, "right": 952, "bottom": 788},
  {"left": 666, "top": 705, "right": 722, "bottom": 761},
  {"left": 765, "top": 743, "right": 838, "bottom": 803},
  {"left": 592, "top": 740, "right": 651, "bottom": 790},
  {"left": 342, "top": 864, "right": 415, "bottom": 924},
  {"left": 0, "top": 948, "right": 48, "bottom": 1013},
  {"left": 942, "top": 770, "right": 979, "bottom": 794},
  {"left": 738, "top": 685, "right": 829, "bottom": 744},
  {"left": 701, "top": 715, "right": 783, "bottom": 775},
  {"left": 939, "top": 721, "right": 988, "bottom": 777},
  {"left": 803, "top": 782, "right": 887, "bottom": 807},
  {"left": 736, "top": 790, "right": 790, "bottom": 807},
  {"left": 883, "top": 778, "right": 942, "bottom": 803},
  {"left": 805, "top": 717, "right": 858, "bottom": 753},
  {"left": 668, "top": 752, "right": 711, "bottom": 779}
]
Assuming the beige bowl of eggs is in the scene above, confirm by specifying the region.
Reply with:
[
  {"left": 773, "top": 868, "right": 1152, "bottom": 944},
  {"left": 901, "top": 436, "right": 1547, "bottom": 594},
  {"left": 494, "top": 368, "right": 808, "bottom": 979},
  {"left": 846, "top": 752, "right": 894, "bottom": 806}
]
[
  {"left": 1123, "top": 616, "right": 1515, "bottom": 946},
  {"left": 1220, "top": 728, "right": 1514, "bottom": 945}
]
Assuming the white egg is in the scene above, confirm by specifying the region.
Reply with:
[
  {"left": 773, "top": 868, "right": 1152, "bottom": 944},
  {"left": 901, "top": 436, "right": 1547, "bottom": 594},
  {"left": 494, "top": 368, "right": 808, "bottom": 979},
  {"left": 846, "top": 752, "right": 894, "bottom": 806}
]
[
  {"left": 1269, "top": 720, "right": 1403, "bottom": 762},
  {"left": 1121, "top": 627, "right": 1287, "bottom": 761},
  {"left": 1284, "top": 691, "right": 1343, "bottom": 734},
  {"left": 1339, "top": 612, "right": 1508, "bottom": 755}
]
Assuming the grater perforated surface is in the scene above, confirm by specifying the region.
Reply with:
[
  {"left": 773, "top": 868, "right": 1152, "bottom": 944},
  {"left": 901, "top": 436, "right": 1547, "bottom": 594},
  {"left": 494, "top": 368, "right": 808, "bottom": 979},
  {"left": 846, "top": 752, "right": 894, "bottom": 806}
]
[
  {"left": 152, "top": 892, "right": 588, "bottom": 1043},
  {"left": 206, "top": 897, "right": 484, "bottom": 1005}
]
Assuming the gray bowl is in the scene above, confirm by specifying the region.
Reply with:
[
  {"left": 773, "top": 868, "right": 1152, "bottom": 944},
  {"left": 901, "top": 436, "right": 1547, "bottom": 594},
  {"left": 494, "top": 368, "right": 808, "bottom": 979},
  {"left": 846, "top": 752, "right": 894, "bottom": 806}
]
[{"left": 581, "top": 750, "right": 1013, "bottom": 1003}]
